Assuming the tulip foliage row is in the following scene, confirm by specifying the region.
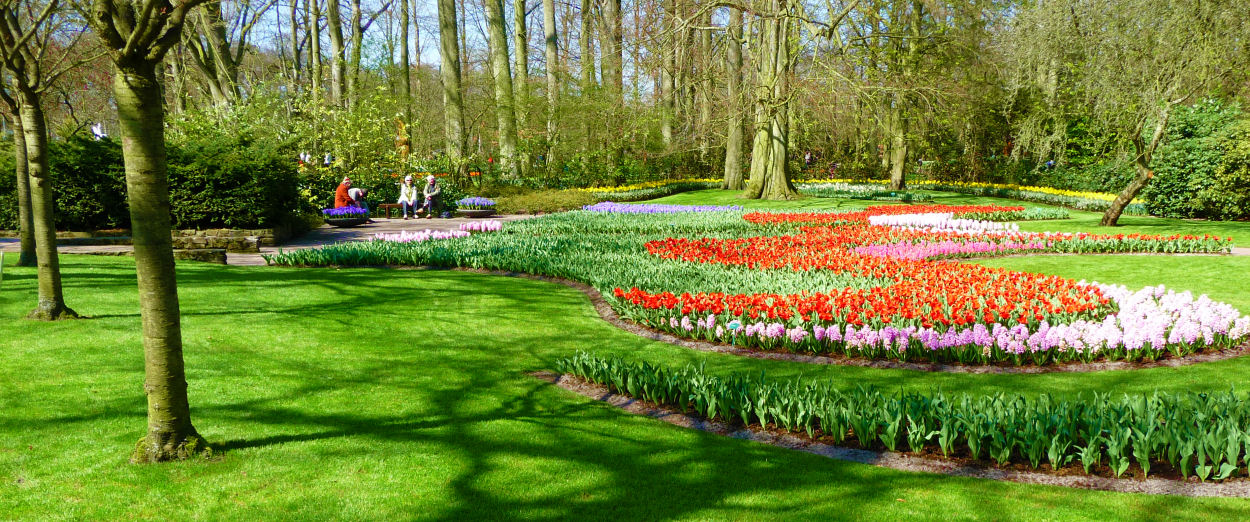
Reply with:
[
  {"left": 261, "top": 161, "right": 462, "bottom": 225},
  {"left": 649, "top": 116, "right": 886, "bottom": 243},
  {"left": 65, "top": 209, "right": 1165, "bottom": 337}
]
[{"left": 556, "top": 351, "right": 1250, "bottom": 481}]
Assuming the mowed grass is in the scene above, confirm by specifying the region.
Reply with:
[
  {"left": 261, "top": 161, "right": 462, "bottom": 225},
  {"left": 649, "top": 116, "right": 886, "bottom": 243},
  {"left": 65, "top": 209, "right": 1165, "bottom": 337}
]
[{"left": 4, "top": 191, "right": 1250, "bottom": 519}]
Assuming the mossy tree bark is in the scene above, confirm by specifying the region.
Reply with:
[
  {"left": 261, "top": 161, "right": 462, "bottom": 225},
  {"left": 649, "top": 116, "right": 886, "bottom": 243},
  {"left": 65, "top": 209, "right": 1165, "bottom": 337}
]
[
  {"left": 113, "top": 60, "right": 204, "bottom": 461},
  {"left": 721, "top": 7, "right": 745, "bottom": 190},
  {"left": 541, "top": 0, "right": 559, "bottom": 168},
  {"left": 743, "top": 4, "right": 797, "bottom": 201},
  {"left": 438, "top": 0, "right": 466, "bottom": 161},
  {"left": 8, "top": 114, "right": 36, "bottom": 267},
  {"left": 484, "top": 0, "right": 519, "bottom": 179},
  {"left": 18, "top": 91, "right": 76, "bottom": 320}
]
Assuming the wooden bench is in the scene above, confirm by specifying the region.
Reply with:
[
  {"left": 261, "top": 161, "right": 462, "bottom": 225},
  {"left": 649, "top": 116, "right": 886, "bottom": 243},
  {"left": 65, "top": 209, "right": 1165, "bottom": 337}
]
[
  {"left": 378, "top": 203, "right": 428, "bottom": 219},
  {"left": 378, "top": 203, "right": 402, "bottom": 219}
]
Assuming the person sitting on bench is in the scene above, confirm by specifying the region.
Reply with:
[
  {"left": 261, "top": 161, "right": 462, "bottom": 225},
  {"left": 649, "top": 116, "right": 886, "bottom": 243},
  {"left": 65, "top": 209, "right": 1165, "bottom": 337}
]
[
  {"left": 421, "top": 175, "right": 441, "bottom": 219},
  {"left": 398, "top": 175, "right": 420, "bottom": 219}
]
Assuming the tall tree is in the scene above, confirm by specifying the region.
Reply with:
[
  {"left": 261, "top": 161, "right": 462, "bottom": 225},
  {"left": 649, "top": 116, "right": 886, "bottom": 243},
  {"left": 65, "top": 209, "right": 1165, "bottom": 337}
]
[
  {"left": 182, "top": 0, "right": 275, "bottom": 106},
  {"left": 309, "top": 0, "right": 322, "bottom": 97},
  {"left": 658, "top": 0, "right": 674, "bottom": 147},
  {"left": 437, "top": 0, "right": 465, "bottom": 161},
  {"left": 721, "top": 7, "right": 744, "bottom": 189},
  {"left": 577, "top": 0, "right": 594, "bottom": 151},
  {"left": 540, "top": 0, "right": 558, "bottom": 165},
  {"left": 84, "top": 0, "right": 210, "bottom": 461},
  {"left": 513, "top": 0, "right": 530, "bottom": 176},
  {"left": 742, "top": 0, "right": 797, "bottom": 200},
  {"left": 325, "top": 0, "right": 346, "bottom": 104},
  {"left": 1006, "top": 0, "right": 1246, "bottom": 226},
  {"left": 484, "top": 0, "right": 519, "bottom": 178},
  {"left": 0, "top": 90, "right": 35, "bottom": 267},
  {"left": 0, "top": 0, "right": 81, "bottom": 319},
  {"left": 399, "top": 0, "right": 411, "bottom": 131}
]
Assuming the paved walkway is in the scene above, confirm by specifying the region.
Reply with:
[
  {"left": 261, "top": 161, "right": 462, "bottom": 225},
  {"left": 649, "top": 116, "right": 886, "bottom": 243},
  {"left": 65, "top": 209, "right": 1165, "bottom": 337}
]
[{"left": 0, "top": 215, "right": 535, "bottom": 267}]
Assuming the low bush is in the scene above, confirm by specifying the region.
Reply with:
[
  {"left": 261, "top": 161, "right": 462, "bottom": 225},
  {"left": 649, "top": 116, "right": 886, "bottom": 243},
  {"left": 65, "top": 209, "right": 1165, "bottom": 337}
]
[
  {"left": 557, "top": 351, "right": 1250, "bottom": 481},
  {"left": 495, "top": 189, "right": 598, "bottom": 214}
]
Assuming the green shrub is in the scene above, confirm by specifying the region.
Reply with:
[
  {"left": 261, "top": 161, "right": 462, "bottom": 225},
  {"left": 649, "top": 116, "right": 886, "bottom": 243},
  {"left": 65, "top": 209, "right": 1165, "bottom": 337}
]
[
  {"left": 167, "top": 132, "right": 302, "bottom": 229},
  {"left": 1143, "top": 101, "right": 1249, "bottom": 220},
  {"left": 495, "top": 189, "right": 598, "bottom": 214}
]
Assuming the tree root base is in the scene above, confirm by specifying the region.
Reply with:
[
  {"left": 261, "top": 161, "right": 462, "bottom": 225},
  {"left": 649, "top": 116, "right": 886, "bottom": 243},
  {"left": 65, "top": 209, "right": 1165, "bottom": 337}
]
[
  {"left": 131, "top": 433, "right": 212, "bottom": 463},
  {"left": 26, "top": 305, "right": 79, "bottom": 321}
]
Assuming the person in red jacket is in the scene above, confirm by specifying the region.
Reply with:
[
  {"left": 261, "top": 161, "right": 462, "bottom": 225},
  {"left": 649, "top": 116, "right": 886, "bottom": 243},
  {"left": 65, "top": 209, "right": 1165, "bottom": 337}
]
[{"left": 334, "top": 178, "right": 353, "bottom": 208}]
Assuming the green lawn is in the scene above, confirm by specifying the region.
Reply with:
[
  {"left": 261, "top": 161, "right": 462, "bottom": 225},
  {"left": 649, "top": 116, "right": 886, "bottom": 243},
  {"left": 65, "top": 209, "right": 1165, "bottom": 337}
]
[{"left": 4, "top": 190, "right": 1250, "bottom": 519}]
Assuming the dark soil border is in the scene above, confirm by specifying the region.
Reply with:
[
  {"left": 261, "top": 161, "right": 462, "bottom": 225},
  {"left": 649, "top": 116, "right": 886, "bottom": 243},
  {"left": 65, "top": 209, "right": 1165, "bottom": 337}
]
[
  {"left": 535, "top": 371, "right": 1250, "bottom": 498},
  {"left": 416, "top": 267, "right": 1250, "bottom": 374}
]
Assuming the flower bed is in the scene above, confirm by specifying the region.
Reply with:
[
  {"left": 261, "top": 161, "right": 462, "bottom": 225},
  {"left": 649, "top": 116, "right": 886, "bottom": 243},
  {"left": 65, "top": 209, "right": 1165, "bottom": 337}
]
[
  {"left": 457, "top": 196, "right": 497, "bottom": 210},
  {"left": 557, "top": 351, "right": 1250, "bottom": 481},
  {"left": 583, "top": 201, "right": 743, "bottom": 214},
  {"left": 613, "top": 205, "right": 1241, "bottom": 365},
  {"left": 271, "top": 204, "right": 1243, "bottom": 365},
  {"left": 373, "top": 230, "right": 471, "bottom": 243},
  {"left": 459, "top": 220, "right": 503, "bottom": 233},
  {"left": 322, "top": 207, "right": 368, "bottom": 219}
]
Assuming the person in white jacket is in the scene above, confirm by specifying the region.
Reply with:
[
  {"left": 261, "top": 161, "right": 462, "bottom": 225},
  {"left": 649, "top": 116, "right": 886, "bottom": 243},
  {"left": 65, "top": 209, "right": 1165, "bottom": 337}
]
[{"left": 397, "top": 175, "right": 420, "bottom": 219}]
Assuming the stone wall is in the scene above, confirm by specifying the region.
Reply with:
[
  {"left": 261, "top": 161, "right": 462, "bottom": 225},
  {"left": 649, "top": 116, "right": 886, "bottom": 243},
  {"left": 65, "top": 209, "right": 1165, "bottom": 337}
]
[{"left": 4, "top": 226, "right": 291, "bottom": 253}]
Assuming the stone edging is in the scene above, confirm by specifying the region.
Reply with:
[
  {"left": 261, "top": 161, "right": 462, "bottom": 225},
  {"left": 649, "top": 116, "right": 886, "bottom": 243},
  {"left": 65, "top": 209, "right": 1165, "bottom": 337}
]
[
  {"left": 536, "top": 371, "right": 1250, "bottom": 498},
  {"left": 427, "top": 267, "right": 1250, "bottom": 374}
]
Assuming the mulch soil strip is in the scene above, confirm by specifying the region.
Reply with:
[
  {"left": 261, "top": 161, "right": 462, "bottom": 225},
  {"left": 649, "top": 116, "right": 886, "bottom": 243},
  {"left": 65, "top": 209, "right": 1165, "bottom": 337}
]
[{"left": 533, "top": 371, "right": 1250, "bottom": 498}]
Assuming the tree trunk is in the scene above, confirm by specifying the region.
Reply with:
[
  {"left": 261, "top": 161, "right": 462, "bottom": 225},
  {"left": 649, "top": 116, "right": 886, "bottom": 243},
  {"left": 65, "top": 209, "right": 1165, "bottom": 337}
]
[
  {"left": 326, "top": 0, "right": 346, "bottom": 105},
  {"left": 513, "top": 0, "right": 531, "bottom": 178},
  {"left": 743, "top": 6, "right": 796, "bottom": 200},
  {"left": 438, "top": 0, "right": 466, "bottom": 159},
  {"left": 1102, "top": 109, "right": 1172, "bottom": 226},
  {"left": 697, "top": 10, "right": 712, "bottom": 157},
  {"left": 18, "top": 91, "right": 76, "bottom": 320},
  {"left": 290, "top": 0, "right": 302, "bottom": 85},
  {"left": 347, "top": 0, "right": 365, "bottom": 105},
  {"left": 541, "top": 0, "right": 559, "bottom": 167},
  {"left": 400, "top": 0, "right": 412, "bottom": 132},
  {"left": 485, "top": 0, "right": 520, "bottom": 179},
  {"left": 600, "top": 0, "right": 622, "bottom": 169},
  {"left": 721, "top": 7, "right": 744, "bottom": 190},
  {"left": 113, "top": 61, "right": 204, "bottom": 462},
  {"left": 579, "top": 0, "right": 595, "bottom": 153},
  {"left": 888, "top": 104, "right": 907, "bottom": 190},
  {"left": 659, "top": 0, "right": 675, "bottom": 148},
  {"left": 10, "top": 115, "right": 35, "bottom": 266},
  {"left": 310, "top": 0, "right": 322, "bottom": 98}
]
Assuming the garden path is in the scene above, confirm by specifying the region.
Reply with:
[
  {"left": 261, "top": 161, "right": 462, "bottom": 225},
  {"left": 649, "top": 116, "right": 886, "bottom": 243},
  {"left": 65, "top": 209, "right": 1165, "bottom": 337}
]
[{"left": 0, "top": 214, "right": 537, "bottom": 267}]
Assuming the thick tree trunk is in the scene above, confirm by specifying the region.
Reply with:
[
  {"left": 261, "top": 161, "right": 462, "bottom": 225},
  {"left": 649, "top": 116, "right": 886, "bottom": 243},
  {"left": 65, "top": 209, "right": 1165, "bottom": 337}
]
[
  {"left": 542, "top": 0, "right": 559, "bottom": 167},
  {"left": 10, "top": 115, "right": 35, "bottom": 266},
  {"left": 602, "top": 0, "right": 623, "bottom": 169},
  {"left": 743, "top": 8, "right": 796, "bottom": 200},
  {"left": 326, "top": 0, "right": 346, "bottom": 105},
  {"left": 513, "top": 0, "right": 531, "bottom": 178},
  {"left": 18, "top": 93, "right": 76, "bottom": 320},
  {"left": 888, "top": 104, "right": 907, "bottom": 190},
  {"left": 721, "top": 7, "right": 744, "bottom": 190},
  {"left": 113, "top": 61, "right": 204, "bottom": 462},
  {"left": 438, "top": 0, "right": 466, "bottom": 159},
  {"left": 1102, "top": 109, "right": 1172, "bottom": 226},
  {"left": 697, "top": 10, "right": 712, "bottom": 158},
  {"left": 485, "top": 0, "right": 519, "bottom": 178}
]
